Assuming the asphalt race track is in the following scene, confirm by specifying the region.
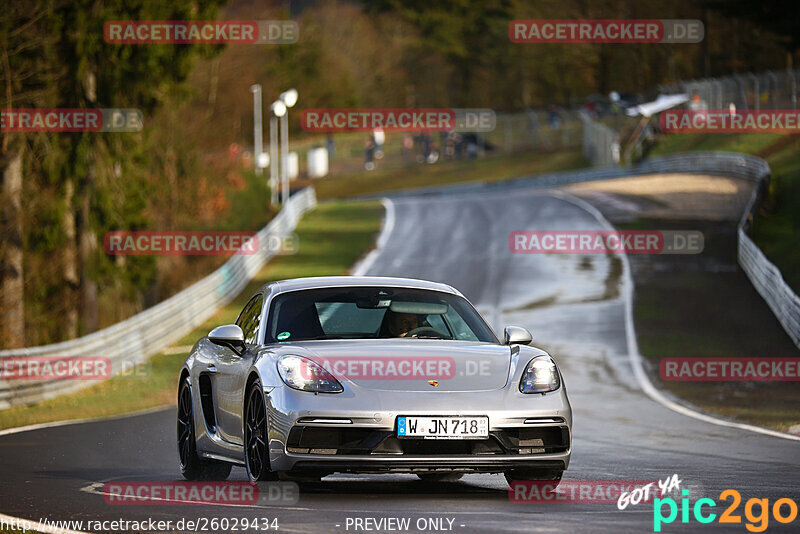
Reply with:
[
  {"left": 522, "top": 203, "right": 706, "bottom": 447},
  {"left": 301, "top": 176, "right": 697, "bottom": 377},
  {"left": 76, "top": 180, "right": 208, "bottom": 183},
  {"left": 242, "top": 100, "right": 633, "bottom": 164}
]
[{"left": 1, "top": 184, "right": 799, "bottom": 534}]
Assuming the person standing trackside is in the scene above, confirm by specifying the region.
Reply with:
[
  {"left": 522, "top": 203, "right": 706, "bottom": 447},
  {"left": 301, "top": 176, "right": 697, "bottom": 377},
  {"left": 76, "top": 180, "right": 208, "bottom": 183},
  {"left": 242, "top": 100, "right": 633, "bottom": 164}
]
[
  {"left": 326, "top": 135, "right": 335, "bottom": 160},
  {"left": 365, "top": 134, "right": 376, "bottom": 171},
  {"left": 402, "top": 134, "right": 414, "bottom": 166}
]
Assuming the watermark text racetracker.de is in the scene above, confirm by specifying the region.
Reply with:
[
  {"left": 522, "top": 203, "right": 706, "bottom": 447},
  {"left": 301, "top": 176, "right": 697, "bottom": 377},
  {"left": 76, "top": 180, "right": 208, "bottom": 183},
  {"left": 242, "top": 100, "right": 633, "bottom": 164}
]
[
  {"left": 102, "top": 481, "right": 298, "bottom": 506},
  {"left": 509, "top": 479, "right": 659, "bottom": 504},
  {"left": 509, "top": 230, "right": 703, "bottom": 255},
  {"left": 660, "top": 358, "right": 800, "bottom": 381},
  {"left": 2, "top": 517, "right": 280, "bottom": 533},
  {"left": 103, "top": 231, "right": 298, "bottom": 256},
  {"left": 300, "top": 108, "right": 496, "bottom": 133},
  {"left": 509, "top": 20, "right": 703, "bottom": 43},
  {"left": 1, "top": 356, "right": 111, "bottom": 380},
  {"left": 104, "top": 20, "right": 298, "bottom": 44},
  {"left": 297, "top": 355, "right": 502, "bottom": 382},
  {"left": 0, "top": 108, "right": 142, "bottom": 132},
  {"left": 661, "top": 110, "right": 800, "bottom": 133},
  {"left": 0, "top": 356, "right": 150, "bottom": 381},
  {"left": 300, "top": 356, "right": 457, "bottom": 381}
]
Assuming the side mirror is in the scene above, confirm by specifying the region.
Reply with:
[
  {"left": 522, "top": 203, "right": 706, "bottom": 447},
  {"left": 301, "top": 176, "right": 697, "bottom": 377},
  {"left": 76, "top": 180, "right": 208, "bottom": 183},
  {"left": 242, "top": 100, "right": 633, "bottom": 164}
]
[
  {"left": 208, "top": 324, "right": 246, "bottom": 355},
  {"left": 503, "top": 325, "right": 532, "bottom": 346}
]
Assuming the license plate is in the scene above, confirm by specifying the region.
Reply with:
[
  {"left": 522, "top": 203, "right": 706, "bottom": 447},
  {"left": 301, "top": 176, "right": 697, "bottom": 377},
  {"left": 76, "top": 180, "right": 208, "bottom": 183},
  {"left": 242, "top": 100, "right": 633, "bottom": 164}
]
[{"left": 397, "top": 416, "right": 488, "bottom": 439}]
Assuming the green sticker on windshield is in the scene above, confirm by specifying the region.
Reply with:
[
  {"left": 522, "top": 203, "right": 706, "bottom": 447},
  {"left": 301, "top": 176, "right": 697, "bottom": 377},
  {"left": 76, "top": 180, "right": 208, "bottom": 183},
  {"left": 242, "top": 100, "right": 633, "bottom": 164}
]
[{"left": 277, "top": 331, "right": 291, "bottom": 341}]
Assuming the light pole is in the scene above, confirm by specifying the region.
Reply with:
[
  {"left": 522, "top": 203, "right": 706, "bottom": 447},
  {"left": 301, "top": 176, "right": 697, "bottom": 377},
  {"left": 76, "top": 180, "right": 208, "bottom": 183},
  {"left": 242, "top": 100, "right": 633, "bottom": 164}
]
[
  {"left": 269, "top": 100, "right": 285, "bottom": 208},
  {"left": 279, "top": 89, "right": 298, "bottom": 205},
  {"left": 249, "top": 85, "right": 263, "bottom": 176}
]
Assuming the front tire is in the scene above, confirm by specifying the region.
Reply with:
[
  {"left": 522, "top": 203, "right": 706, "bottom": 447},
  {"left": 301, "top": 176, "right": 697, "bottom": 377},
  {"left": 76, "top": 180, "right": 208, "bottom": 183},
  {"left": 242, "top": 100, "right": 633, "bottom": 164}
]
[
  {"left": 177, "top": 376, "right": 232, "bottom": 481},
  {"left": 244, "top": 381, "right": 278, "bottom": 481}
]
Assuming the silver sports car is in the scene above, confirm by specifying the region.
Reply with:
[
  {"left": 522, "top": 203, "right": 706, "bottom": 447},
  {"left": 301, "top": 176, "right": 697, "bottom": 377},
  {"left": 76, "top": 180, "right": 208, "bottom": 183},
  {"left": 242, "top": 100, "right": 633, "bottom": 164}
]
[{"left": 177, "top": 276, "right": 572, "bottom": 486}]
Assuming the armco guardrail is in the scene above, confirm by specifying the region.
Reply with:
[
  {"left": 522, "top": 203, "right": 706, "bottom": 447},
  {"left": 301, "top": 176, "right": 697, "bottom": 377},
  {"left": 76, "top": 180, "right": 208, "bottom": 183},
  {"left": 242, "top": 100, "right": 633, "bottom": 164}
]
[
  {"left": 372, "top": 151, "right": 800, "bottom": 349},
  {"left": 634, "top": 154, "right": 799, "bottom": 348},
  {"left": 370, "top": 152, "right": 764, "bottom": 198},
  {"left": 643, "top": 154, "right": 799, "bottom": 347},
  {"left": 0, "top": 187, "right": 317, "bottom": 408}
]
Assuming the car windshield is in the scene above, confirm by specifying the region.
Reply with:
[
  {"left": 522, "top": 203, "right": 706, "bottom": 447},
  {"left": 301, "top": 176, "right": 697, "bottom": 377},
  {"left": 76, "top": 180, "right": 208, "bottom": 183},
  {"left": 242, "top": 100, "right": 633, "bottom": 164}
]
[{"left": 265, "top": 287, "right": 497, "bottom": 343}]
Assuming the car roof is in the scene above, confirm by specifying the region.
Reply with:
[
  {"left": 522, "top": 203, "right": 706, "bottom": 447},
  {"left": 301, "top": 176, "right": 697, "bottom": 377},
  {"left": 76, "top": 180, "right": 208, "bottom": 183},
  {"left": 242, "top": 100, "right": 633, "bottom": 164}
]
[{"left": 267, "top": 276, "right": 462, "bottom": 296}]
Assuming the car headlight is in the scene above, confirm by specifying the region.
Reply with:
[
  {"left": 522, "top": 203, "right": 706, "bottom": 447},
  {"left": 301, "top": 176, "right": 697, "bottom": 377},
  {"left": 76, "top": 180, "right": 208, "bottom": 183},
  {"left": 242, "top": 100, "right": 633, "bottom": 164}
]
[
  {"left": 519, "top": 356, "right": 560, "bottom": 394},
  {"left": 277, "top": 355, "right": 343, "bottom": 393}
]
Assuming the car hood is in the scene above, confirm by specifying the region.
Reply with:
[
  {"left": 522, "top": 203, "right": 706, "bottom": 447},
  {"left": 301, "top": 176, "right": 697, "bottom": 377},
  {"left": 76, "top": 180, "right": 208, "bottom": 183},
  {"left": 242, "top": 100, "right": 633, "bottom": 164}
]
[{"left": 279, "top": 339, "right": 512, "bottom": 392}]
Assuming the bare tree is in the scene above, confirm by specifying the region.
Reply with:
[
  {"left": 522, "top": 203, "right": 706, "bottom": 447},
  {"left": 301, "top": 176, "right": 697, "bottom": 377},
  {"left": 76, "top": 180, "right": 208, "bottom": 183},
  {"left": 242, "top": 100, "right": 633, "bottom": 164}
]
[{"left": 0, "top": 2, "right": 58, "bottom": 347}]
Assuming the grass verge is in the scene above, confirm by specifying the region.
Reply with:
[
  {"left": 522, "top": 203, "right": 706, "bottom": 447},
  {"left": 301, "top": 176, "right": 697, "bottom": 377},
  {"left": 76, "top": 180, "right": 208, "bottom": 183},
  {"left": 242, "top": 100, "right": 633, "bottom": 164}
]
[
  {"left": 650, "top": 132, "right": 800, "bottom": 292},
  {"left": 621, "top": 218, "right": 800, "bottom": 432},
  {"left": 312, "top": 149, "right": 587, "bottom": 200},
  {"left": 0, "top": 200, "right": 383, "bottom": 432}
]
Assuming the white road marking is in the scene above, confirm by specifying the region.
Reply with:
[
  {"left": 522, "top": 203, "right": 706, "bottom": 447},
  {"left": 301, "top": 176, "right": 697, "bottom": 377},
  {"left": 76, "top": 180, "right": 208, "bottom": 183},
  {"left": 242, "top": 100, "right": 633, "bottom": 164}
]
[
  {"left": 552, "top": 190, "right": 800, "bottom": 442},
  {"left": 350, "top": 198, "right": 395, "bottom": 276}
]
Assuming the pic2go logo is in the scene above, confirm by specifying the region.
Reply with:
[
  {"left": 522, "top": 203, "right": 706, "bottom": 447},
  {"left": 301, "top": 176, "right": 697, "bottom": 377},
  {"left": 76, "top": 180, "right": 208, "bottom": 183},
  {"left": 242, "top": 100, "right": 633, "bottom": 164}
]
[{"left": 654, "top": 489, "right": 798, "bottom": 532}]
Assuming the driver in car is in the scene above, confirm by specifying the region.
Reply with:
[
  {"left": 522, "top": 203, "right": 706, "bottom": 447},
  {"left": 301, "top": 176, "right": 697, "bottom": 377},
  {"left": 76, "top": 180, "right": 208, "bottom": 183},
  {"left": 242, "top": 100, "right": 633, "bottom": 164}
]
[{"left": 382, "top": 311, "right": 421, "bottom": 337}]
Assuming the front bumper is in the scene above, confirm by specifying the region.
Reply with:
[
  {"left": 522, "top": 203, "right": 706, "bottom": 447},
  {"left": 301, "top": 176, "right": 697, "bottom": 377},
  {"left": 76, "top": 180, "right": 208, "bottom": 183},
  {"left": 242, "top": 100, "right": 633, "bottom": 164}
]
[
  {"left": 265, "top": 385, "right": 572, "bottom": 474},
  {"left": 288, "top": 459, "right": 568, "bottom": 475}
]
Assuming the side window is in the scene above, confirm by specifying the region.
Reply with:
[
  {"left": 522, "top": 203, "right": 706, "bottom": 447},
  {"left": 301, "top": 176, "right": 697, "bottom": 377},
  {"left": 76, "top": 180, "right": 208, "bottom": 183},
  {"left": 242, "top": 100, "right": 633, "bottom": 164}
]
[
  {"left": 235, "top": 298, "right": 255, "bottom": 329},
  {"left": 236, "top": 295, "right": 264, "bottom": 345}
]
